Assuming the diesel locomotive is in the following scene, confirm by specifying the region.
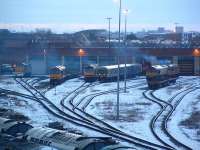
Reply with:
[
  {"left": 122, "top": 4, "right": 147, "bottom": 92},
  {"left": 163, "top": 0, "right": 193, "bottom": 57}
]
[
  {"left": 49, "top": 65, "right": 67, "bottom": 84},
  {"left": 83, "top": 64, "right": 98, "bottom": 82},
  {"left": 146, "top": 64, "right": 179, "bottom": 89},
  {"left": 84, "top": 64, "right": 142, "bottom": 82}
]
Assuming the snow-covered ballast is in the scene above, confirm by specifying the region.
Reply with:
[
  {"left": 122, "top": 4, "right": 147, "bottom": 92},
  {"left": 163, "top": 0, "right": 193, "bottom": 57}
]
[
  {"left": 146, "top": 64, "right": 179, "bottom": 89},
  {"left": 96, "top": 64, "right": 142, "bottom": 81},
  {"left": 25, "top": 127, "right": 117, "bottom": 150}
]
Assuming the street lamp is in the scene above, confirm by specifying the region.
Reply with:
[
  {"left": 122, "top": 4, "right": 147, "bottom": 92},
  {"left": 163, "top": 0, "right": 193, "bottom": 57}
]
[
  {"left": 193, "top": 49, "right": 200, "bottom": 76},
  {"left": 193, "top": 49, "right": 200, "bottom": 57},
  {"left": 123, "top": 9, "right": 130, "bottom": 93},
  {"left": 116, "top": 0, "right": 122, "bottom": 120},
  {"left": 105, "top": 17, "right": 112, "bottom": 48},
  {"left": 78, "top": 49, "right": 85, "bottom": 75}
]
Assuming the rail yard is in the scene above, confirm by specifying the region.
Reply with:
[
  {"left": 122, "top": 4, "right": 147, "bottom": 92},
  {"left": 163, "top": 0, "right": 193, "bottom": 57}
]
[
  {"left": 1, "top": 1, "right": 200, "bottom": 149},
  {"left": 0, "top": 72, "right": 200, "bottom": 150}
]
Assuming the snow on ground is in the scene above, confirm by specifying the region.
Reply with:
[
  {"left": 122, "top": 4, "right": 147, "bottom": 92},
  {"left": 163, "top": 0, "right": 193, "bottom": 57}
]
[
  {"left": 45, "top": 78, "right": 85, "bottom": 98},
  {"left": 39, "top": 146, "right": 57, "bottom": 150},
  {"left": 85, "top": 81, "right": 162, "bottom": 144},
  {"left": 152, "top": 76, "right": 200, "bottom": 149},
  {"left": 72, "top": 77, "right": 146, "bottom": 108},
  {"left": 153, "top": 76, "right": 197, "bottom": 100},
  {"left": 1, "top": 77, "right": 106, "bottom": 136},
  {"left": 168, "top": 89, "right": 200, "bottom": 150},
  {"left": 45, "top": 77, "right": 145, "bottom": 116},
  {"left": 0, "top": 77, "right": 115, "bottom": 138},
  {"left": 0, "top": 77, "right": 31, "bottom": 95},
  {"left": 45, "top": 78, "right": 86, "bottom": 116},
  {"left": 85, "top": 76, "right": 200, "bottom": 147},
  {"left": 1, "top": 76, "right": 200, "bottom": 149},
  {"left": 0, "top": 77, "right": 105, "bottom": 149}
]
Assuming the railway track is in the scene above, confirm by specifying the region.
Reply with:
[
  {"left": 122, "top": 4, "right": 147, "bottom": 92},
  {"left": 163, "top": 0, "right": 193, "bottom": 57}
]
[
  {"left": 25, "top": 77, "right": 52, "bottom": 94},
  {"left": 61, "top": 80, "right": 146, "bottom": 132},
  {"left": 14, "top": 78, "right": 171, "bottom": 150},
  {"left": 143, "top": 83, "right": 198, "bottom": 150},
  {"left": 14, "top": 78, "right": 173, "bottom": 149},
  {"left": 72, "top": 79, "right": 146, "bottom": 111},
  {"left": 59, "top": 79, "right": 173, "bottom": 150},
  {"left": 0, "top": 87, "right": 40, "bottom": 101},
  {"left": 5, "top": 76, "right": 198, "bottom": 150}
]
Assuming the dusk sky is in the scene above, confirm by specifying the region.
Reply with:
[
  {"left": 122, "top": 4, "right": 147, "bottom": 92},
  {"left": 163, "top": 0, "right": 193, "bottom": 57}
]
[{"left": 0, "top": 0, "right": 199, "bottom": 33}]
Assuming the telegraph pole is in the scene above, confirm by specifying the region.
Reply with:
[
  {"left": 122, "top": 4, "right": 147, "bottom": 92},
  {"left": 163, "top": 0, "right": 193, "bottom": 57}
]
[
  {"left": 124, "top": 9, "right": 129, "bottom": 93},
  {"left": 117, "top": 0, "right": 122, "bottom": 120}
]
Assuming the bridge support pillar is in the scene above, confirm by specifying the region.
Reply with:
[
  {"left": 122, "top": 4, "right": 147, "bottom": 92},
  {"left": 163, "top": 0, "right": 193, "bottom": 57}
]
[
  {"left": 97, "top": 56, "right": 100, "bottom": 66},
  {"left": 172, "top": 56, "right": 178, "bottom": 65},
  {"left": 44, "top": 53, "right": 47, "bottom": 74},
  {"left": 61, "top": 56, "right": 65, "bottom": 66},
  {"left": 194, "top": 57, "right": 200, "bottom": 75},
  {"left": 115, "top": 56, "right": 118, "bottom": 64},
  {"left": 26, "top": 55, "right": 29, "bottom": 64},
  {"left": 132, "top": 56, "right": 136, "bottom": 63}
]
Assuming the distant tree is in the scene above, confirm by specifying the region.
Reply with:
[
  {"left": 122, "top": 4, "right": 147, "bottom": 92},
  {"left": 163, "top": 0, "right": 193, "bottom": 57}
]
[{"left": 126, "top": 33, "right": 137, "bottom": 40}]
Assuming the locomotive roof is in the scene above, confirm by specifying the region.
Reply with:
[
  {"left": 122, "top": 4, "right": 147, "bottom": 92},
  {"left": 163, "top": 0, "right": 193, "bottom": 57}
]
[
  {"left": 25, "top": 127, "right": 82, "bottom": 141},
  {"left": 99, "top": 64, "right": 140, "bottom": 69},
  {"left": 77, "top": 138, "right": 110, "bottom": 150},
  {"left": 152, "top": 65, "right": 168, "bottom": 70},
  {"left": 25, "top": 127, "right": 108, "bottom": 149},
  {"left": 22, "top": 62, "right": 31, "bottom": 66},
  {"left": 0, "top": 117, "right": 18, "bottom": 131},
  {"left": 25, "top": 127, "right": 62, "bottom": 139},
  {"left": 152, "top": 64, "right": 177, "bottom": 70},
  {"left": 101, "top": 144, "right": 136, "bottom": 150},
  {"left": 50, "top": 65, "right": 66, "bottom": 71},
  {"left": 0, "top": 117, "right": 11, "bottom": 125}
]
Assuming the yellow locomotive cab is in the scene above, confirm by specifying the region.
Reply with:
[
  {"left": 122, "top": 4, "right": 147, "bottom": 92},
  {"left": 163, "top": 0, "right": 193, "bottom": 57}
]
[
  {"left": 146, "top": 72, "right": 158, "bottom": 77},
  {"left": 84, "top": 72, "right": 95, "bottom": 77},
  {"left": 49, "top": 66, "right": 66, "bottom": 84},
  {"left": 146, "top": 64, "right": 179, "bottom": 89},
  {"left": 50, "top": 74, "right": 63, "bottom": 80}
]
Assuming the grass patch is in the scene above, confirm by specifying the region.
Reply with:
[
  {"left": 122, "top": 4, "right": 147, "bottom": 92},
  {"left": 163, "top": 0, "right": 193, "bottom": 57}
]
[
  {"left": 0, "top": 107, "right": 30, "bottom": 121},
  {"left": 96, "top": 100, "right": 145, "bottom": 122},
  {"left": 180, "top": 111, "right": 200, "bottom": 129}
]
